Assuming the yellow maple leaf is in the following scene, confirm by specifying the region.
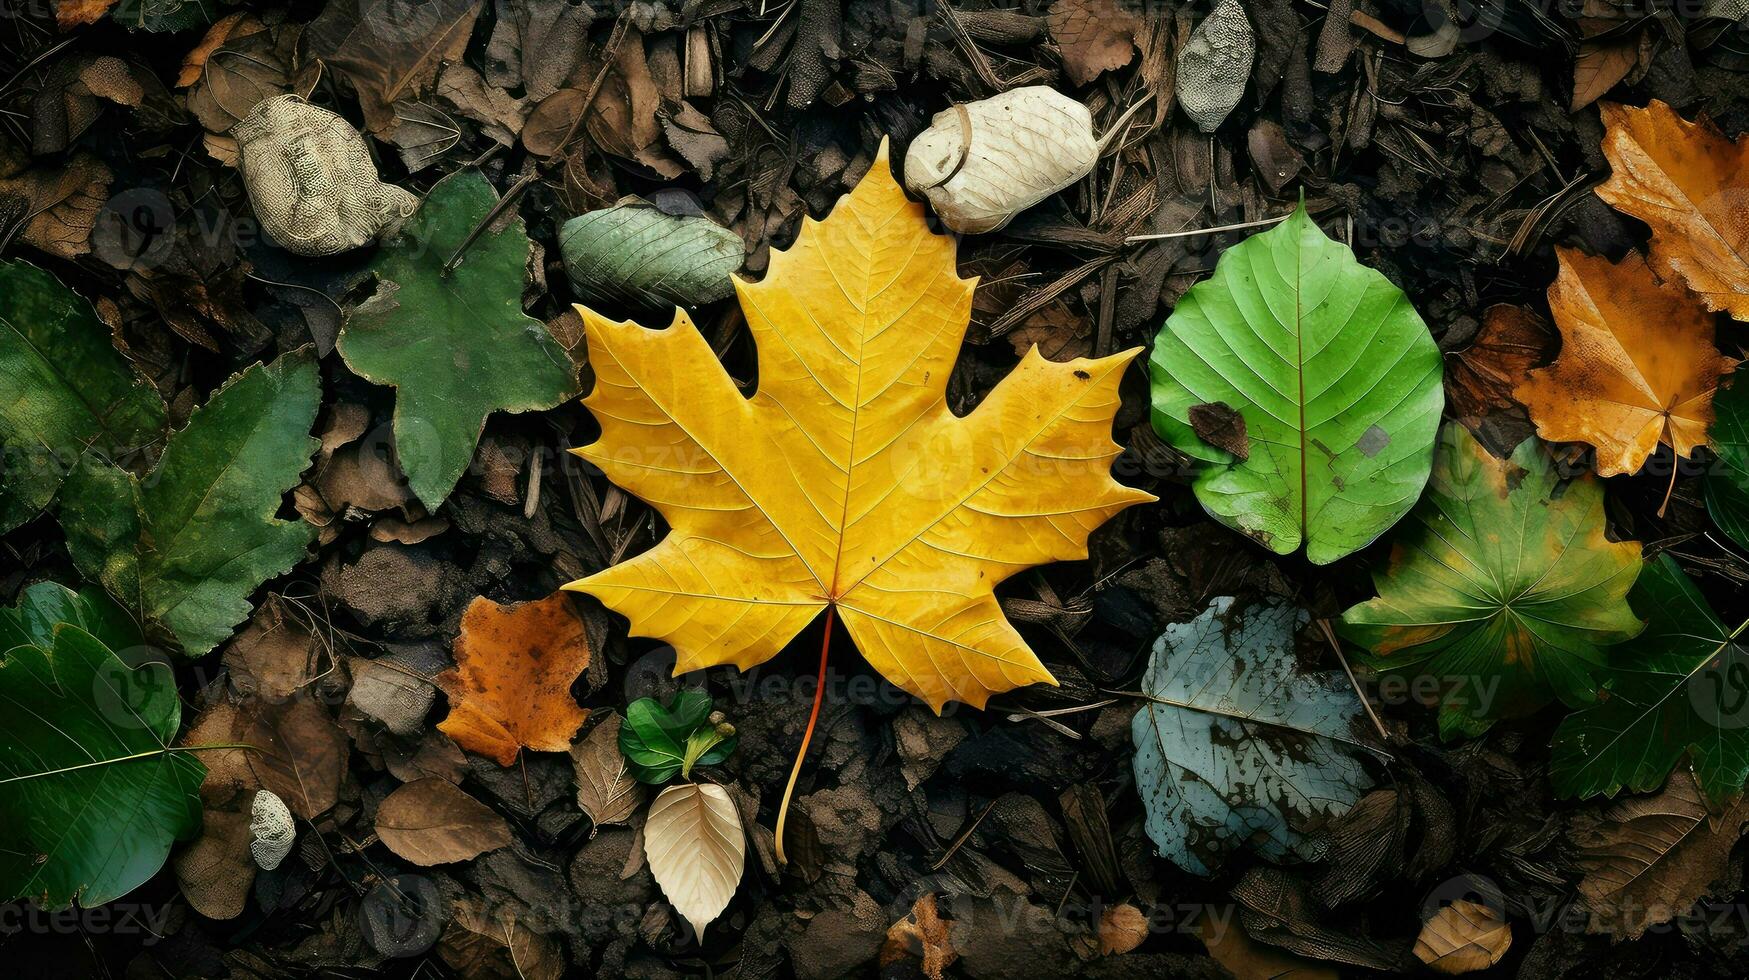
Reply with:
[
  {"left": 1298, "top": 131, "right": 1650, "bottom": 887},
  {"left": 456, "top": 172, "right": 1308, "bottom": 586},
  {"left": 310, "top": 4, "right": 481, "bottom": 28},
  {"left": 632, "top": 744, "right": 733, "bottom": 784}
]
[
  {"left": 1596, "top": 100, "right": 1749, "bottom": 321},
  {"left": 1515, "top": 247, "right": 1735, "bottom": 477},
  {"left": 565, "top": 142, "right": 1154, "bottom": 711}
]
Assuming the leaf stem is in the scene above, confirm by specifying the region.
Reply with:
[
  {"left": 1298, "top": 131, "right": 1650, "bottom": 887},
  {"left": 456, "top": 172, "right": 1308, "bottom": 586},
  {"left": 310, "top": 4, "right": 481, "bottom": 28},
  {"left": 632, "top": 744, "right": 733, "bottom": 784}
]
[
  {"left": 775, "top": 607, "right": 835, "bottom": 865},
  {"left": 0, "top": 742, "right": 258, "bottom": 784}
]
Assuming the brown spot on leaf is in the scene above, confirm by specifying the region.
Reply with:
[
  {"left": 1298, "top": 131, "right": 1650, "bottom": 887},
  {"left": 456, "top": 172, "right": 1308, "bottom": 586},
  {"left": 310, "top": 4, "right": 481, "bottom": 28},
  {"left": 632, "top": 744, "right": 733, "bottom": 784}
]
[{"left": 1189, "top": 401, "right": 1250, "bottom": 460}]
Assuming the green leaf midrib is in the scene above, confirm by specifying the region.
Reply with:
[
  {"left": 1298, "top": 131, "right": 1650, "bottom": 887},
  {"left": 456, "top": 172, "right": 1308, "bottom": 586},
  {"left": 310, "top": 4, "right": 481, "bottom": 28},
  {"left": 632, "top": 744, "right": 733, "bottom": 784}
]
[{"left": 1292, "top": 216, "right": 1309, "bottom": 550}]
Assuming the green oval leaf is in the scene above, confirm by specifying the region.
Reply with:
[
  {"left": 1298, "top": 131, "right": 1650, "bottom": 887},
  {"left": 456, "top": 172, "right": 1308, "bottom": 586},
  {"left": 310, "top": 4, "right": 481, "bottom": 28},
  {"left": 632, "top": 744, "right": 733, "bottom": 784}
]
[
  {"left": 560, "top": 200, "right": 743, "bottom": 312},
  {"left": 1148, "top": 205, "right": 1444, "bottom": 563},
  {"left": 0, "top": 583, "right": 205, "bottom": 909}
]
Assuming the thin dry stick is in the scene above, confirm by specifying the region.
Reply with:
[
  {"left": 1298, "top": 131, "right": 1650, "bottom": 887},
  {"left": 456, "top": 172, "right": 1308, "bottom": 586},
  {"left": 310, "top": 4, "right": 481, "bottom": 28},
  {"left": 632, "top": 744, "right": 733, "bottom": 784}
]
[
  {"left": 440, "top": 168, "right": 541, "bottom": 276},
  {"left": 1125, "top": 212, "right": 1293, "bottom": 243},
  {"left": 1316, "top": 618, "right": 1391, "bottom": 743},
  {"left": 930, "top": 798, "right": 998, "bottom": 871}
]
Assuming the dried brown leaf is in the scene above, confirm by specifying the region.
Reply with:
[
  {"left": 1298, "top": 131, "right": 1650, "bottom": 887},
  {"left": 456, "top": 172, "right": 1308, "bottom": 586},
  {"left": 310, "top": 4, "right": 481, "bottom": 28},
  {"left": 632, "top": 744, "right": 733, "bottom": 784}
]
[
  {"left": 1199, "top": 914, "right": 1338, "bottom": 980},
  {"left": 570, "top": 712, "right": 644, "bottom": 832},
  {"left": 1516, "top": 248, "right": 1735, "bottom": 476},
  {"left": 0, "top": 153, "right": 110, "bottom": 261},
  {"left": 53, "top": 0, "right": 118, "bottom": 30},
  {"left": 880, "top": 893, "right": 957, "bottom": 979},
  {"left": 1413, "top": 900, "right": 1511, "bottom": 974},
  {"left": 1097, "top": 902, "right": 1149, "bottom": 956},
  {"left": 303, "top": 0, "right": 482, "bottom": 134},
  {"left": 1569, "top": 769, "right": 1749, "bottom": 938},
  {"left": 1047, "top": 0, "right": 1139, "bottom": 87},
  {"left": 179, "top": 12, "right": 250, "bottom": 88},
  {"left": 1444, "top": 304, "right": 1553, "bottom": 429},
  {"left": 375, "top": 777, "right": 512, "bottom": 865},
  {"left": 1571, "top": 37, "right": 1640, "bottom": 112}
]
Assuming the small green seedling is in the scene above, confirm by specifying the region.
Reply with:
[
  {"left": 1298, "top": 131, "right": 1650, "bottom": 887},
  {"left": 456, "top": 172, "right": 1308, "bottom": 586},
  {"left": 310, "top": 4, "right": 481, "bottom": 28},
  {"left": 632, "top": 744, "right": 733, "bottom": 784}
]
[{"left": 618, "top": 689, "right": 737, "bottom": 785}]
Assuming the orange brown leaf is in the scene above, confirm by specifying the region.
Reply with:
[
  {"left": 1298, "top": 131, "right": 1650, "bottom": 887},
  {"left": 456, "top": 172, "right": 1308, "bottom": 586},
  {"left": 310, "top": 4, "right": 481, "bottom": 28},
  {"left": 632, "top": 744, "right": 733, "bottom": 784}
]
[
  {"left": 1596, "top": 100, "right": 1749, "bottom": 320},
  {"left": 1515, "top": 248, "right": 1735, "bottom": 476},
  {"left": 53, "top": 0, "right": 118, "bottom": 29},
  {"left": 436, "top": 593, "right": 592, "bottom": 766},
  {"left": 178, "top": 12, "right": 250, "bottom": 88},
  {"left": 1445, "top": 304, "right": 1553, "bottom": 431},
  {"left": 565, "top": 142, "right": 1154, "bottom": 712}
]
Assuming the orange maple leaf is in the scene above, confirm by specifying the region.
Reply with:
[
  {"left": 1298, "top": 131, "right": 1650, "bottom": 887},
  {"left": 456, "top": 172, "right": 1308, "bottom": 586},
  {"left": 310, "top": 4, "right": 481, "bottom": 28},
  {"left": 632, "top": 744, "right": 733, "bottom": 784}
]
[
  {"left": 436, "top": 593, "right": 592, "bottom": 765},
  {"left": 565, "top": 142, "right": 1154, "bottom": 711},
  {"left": 1515, "top": 248, "right": 1736, "bottom": 477},
  {"left": 1596, "top": 100, "right": 1749, "bottom": 321}
]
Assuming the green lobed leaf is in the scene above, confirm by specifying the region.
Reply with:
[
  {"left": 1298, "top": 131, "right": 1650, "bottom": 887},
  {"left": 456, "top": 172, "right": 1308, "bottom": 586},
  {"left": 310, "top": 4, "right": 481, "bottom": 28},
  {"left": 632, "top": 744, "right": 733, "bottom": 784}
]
[
  {"left": 1552, "top": 555, "right": 1749, "bottom": 804},
  {"left": 619, "top": 690, "right": 736, "bottom": 785},
  {"left": 1341, "top": 425, "right": 1644, "bottom": 738},
  {"left": 1148, "top": 204, "right": 1444, "bottom": 564},
  {"left": 1130, "top": 596, "right": 1375, "bottom": 877},
  {"left": 59, "top": 348, "right": 322, "bottom": 657},
  {"left": 339, "top": 169, "right": 579, "bottom": 511},
  {"left": 0, "top": 583, "right": 205, "bottom": 909},
  {"left": 1706, "top": 361, "right": 1749, "bottom": 552},
  {"left": 0, "top": 259, "right": 165, "bottom": 533}
]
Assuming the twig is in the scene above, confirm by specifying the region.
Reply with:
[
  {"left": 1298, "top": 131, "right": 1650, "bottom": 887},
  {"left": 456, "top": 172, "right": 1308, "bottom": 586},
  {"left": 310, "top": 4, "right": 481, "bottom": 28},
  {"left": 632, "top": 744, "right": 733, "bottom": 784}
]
[
  {"left": 440, "top": 168, "right": 541, "bottom": 276},
  {"left": 929, "top": 797, "right": 998, "bottom": 871},
  {"left": 1125, "top": 212, "right": 1294, "bottom": 243},
  {"left": 1316, "top": 618, "right": 1391, "bottom": 743}
]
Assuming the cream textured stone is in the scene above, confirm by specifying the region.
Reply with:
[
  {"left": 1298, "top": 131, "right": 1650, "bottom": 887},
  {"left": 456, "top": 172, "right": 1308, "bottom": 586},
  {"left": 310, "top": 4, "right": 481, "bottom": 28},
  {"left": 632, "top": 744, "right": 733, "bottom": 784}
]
[
  {"left": 249, "top": 789, "right": 296, "bottom": 871},
  {"left": 1177, "top": 0, "right": 1254, "bottom": 133},
  {"left": 235, "top": 95, "right": 419, "bottom": 256}
]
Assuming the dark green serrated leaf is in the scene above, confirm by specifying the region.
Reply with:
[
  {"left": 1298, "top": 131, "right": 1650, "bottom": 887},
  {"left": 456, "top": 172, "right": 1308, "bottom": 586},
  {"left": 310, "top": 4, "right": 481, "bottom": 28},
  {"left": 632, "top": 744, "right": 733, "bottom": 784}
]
[
  {"left": 0, "top": 583, "right": 205, "bottom": 909},
  {"left": 59, "top": 348, "right": 322, "bottom": 657},
  {"left": 1341, "top": 425, "right": 1644, "bottom": 738},
  {"left": 0, "top": 259, "right": 165, "bottom": 532},
  {"left": 1552, "top": 555, "right": 1749, "bottom": 804},
  {"left": 1706, "top": 361, "right": 1749, "bottom": 552},
  {"left": 1148, "top": 204, "right": 1444, "bottom": 564},
  {"left": 339, "top": 169, "right": 579, "bottom": 511}
]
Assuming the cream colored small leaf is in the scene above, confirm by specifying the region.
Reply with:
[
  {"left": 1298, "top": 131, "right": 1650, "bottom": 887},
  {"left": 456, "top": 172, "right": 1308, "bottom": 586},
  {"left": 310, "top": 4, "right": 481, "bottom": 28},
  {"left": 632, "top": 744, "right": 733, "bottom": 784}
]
[
  {"left": 1413, "top": 900, "right": 1511, "bottom": 975},
  {"left": 644, "top": 783, "right": 745, "bottom": 939},
  {"left": 1177, "top": 0, "right": 1254, "bottom": 132},
  {"left": 904, "top": 86, "right": 1101, "bottom": 235}
]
